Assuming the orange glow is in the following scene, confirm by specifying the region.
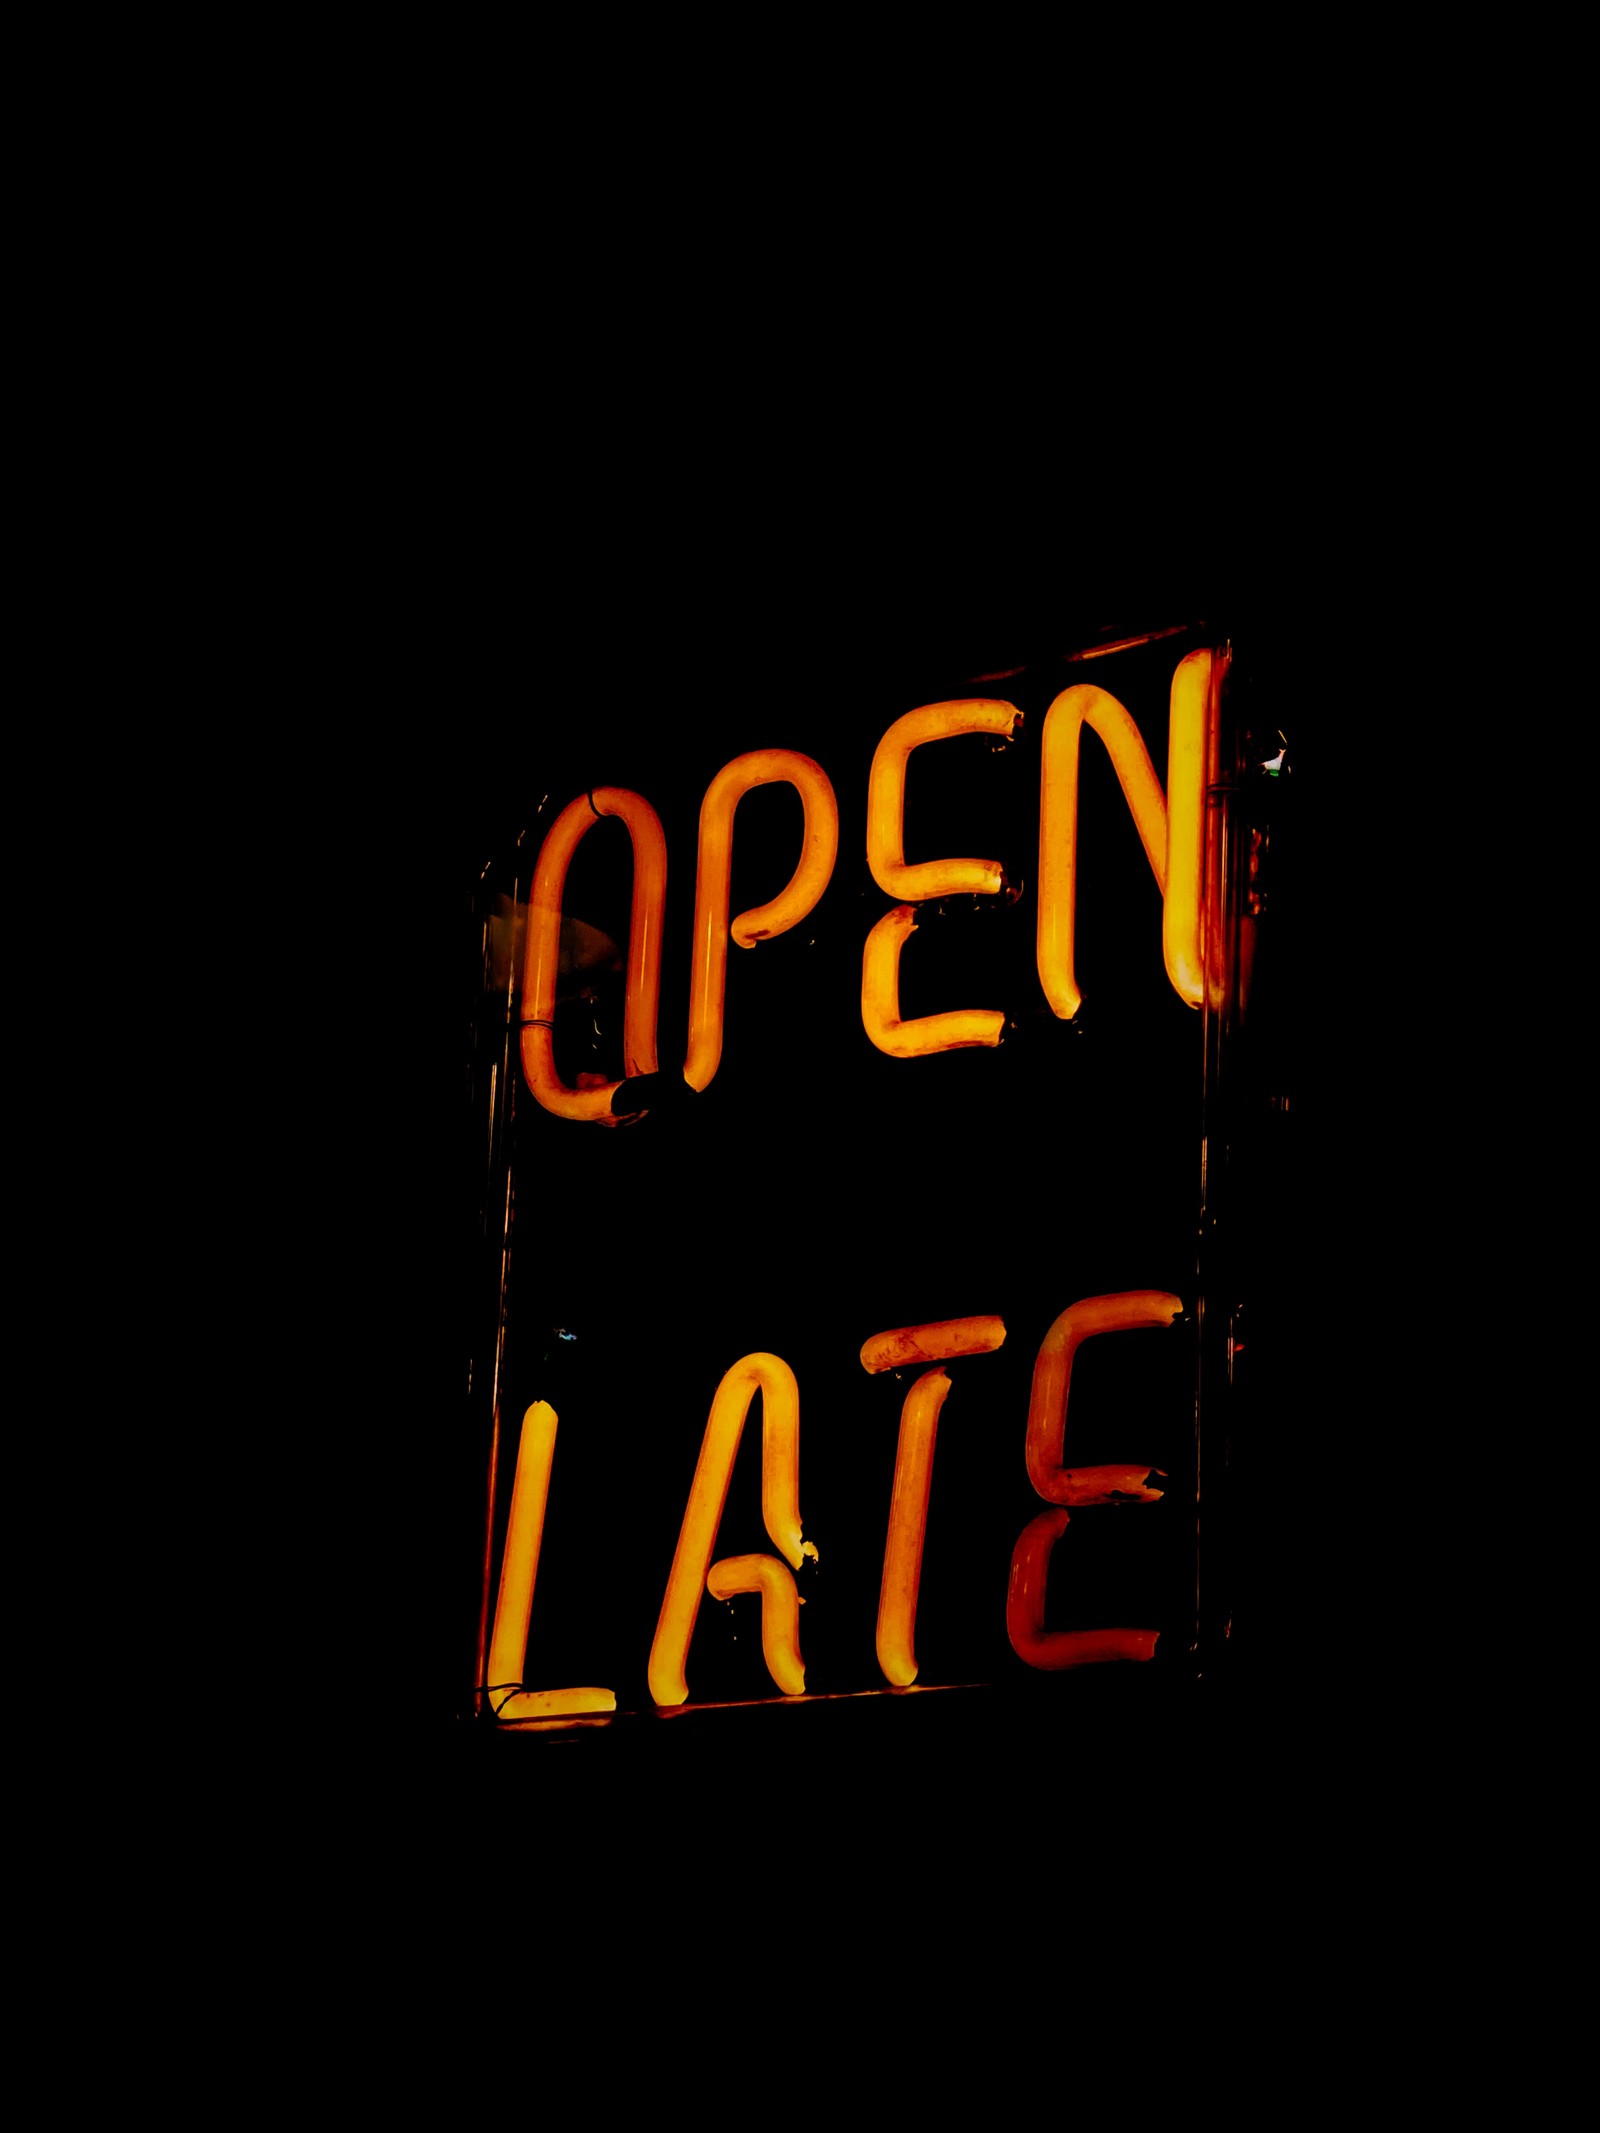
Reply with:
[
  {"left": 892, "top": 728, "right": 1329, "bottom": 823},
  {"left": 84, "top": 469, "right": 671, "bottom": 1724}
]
[
  {"left": 1004, "top": 1289, "right": 1177, "bottom": 1673},
  {"left": 1036, "top": 657, "right": 1218, "bottom": 1020},
  {"left": 521, "top": 788, "right": 668, "bottom": 1123},
  {"left": 648, "top": 1353, "right": 817, "bottom": 1708},
  {"left": 485, "top": 1401, "right": 617, "bottom": 1720},
  {"left": 1036, "top": 684, "right": 1165, "bottom": 1023},
  {"left": 1161, "top": 649, "right": 1212, "bottom": 1009},
  {"left": 860, "top": 1315, "right": 1006, "bottom": 1375},
  {"left": 1025, "top": 1290, "right": 1181, "bottom": 1505},
  {"left": 706, "top": 1553, "right": 806, "bottom": 1696},
  {"left": 685, "top": 750, "right": 839, "bottom": 1092},
  {"left": 861, "top": 904, "right": 1005, "bottom": 1057},
  {"left": 876, "top": 1366, "right": 951, "bottom": 1688},
  {"left": 1006, "top": 1509, "right": 1159, "bottom": 1669},
  {"left": 1064, "top": 624, "right": 1190, "bottom": 662},
  {"left": 866, "top": 699, "right": 1020, "bottom": 900}
]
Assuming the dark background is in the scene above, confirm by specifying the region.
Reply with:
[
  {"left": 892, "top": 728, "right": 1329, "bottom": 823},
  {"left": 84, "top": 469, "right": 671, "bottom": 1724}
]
[
  {"left": 356, "top": 572, "right": 1328, "bottom": 1788},
  {"left": 122, "top": 126, "right": 1412, "bottom": 1961},
  {"left": 282, "top": 494, "right": 1349, "bottom": 1885}
]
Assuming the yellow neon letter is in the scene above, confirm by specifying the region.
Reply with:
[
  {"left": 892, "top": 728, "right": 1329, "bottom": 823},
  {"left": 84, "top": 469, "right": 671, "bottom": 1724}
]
[
  {"left": 1036, "top": 652, "right": 1216, "bottom": 1020},
  {"left": 685, "top": 749, "right": 839, "bottom": 1092},
  {"left": 864, "top": 1315, "right": 1006, "bottom": 1687},
  {"left": 485, "top": 1401, "right": 617, "bottom": 1720},
  {"left": 648, "top": 1353, "right": 817, "bottom": 1708},
  {"left": 1025, "top": 1290, "right": 1180, "bottom": 1505},
  {"left": 861, "top": 905, "right": 1005, "bottom": 1057},
  {"left": 862, "top": 702, "right": 1017, "bottom": 1058},
  {"left": 1006, "top": 1509, "right": 1159, "bottom": 1669},
  {"left": 1162, "top": 649, "right": 1213, "bottom": 1009},
  {"left": 521, "top": 788, "right": 668, "bottom": 1123},
  {"left": 706, "top": 1554, "right": 806, "bottom": 1697},
  {"left": 860, "top": 1314, "right": 1006, "bottom": 1375},
  {"left": 1037, "top": 685, "right": 1164, "bottom": 1023},
  {"left": 876, "top": 1366, "right": 951, "bottom": 1688},
  {"left": 866, "top": 700, "right": 1020, "bottom": 900}
]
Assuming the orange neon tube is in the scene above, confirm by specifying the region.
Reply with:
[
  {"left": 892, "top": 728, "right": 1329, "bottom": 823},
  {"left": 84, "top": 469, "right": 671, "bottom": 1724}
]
[
  {"left": 866, "top": 700, "right": 1020, "bottom": 900},
  {"left": 1163, "top": 649, "right": 1213, "bottom": 1009},
  {"left": 876, "top": 1366, "right": 951, "bottom": 1687},
  {"left": 1025, "top": 1291, "right": 1181, "bottom": 1505},
  {"left": 706, "top": 1553, "right": 806, "bottom": 1696},
  {"left": 648, "top": 1353, "right": 816, "bottom": 1708},
  {"left": 861, "top": 904, "right": 1005, "bottom": 1057},
  {"left": 484, "top": 1401, "right": 616, "bottom": 1720},
  {"left": 860, "top": 1315, "right": 1006, "bottom": 1375},
  {"left": 685, "top": 750, "right": 838, "bottom": 1092},
  {"left": 1036, "top": 684, "right": 1166, "bottom": 1023},
  {"left": 520, "top": 787, "right": 667, "bottom": 1123},
  {"left": 1006, "top": 1509, "right": 1159, "bottom": 1669}
]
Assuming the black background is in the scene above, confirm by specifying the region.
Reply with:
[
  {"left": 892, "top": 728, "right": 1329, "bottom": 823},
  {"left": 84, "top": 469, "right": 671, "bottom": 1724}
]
[
  {"left": 106, "top": 115, "right": 1421, "bottom": 1992},
  {"left": 375, "top": 577, "right": 1328, "bottom": 1773},
  {"left": 289, "top": 500, "right": 1346, "bottom": 1894}
]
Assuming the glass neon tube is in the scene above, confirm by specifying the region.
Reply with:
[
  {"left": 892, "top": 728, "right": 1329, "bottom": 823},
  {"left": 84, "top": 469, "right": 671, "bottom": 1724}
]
[
  {"left": 685, "top": 750, "right": 839, "bottom": 1092},
  {"left": 866, "top": 699, "right": 1019, "bottom": 900},
  {"left": 860, "top": 1315, "right": 1006, "bottom": 1374},
  {"left": 1006, "top": 1508, "right": 1159, "bottom": 1669},
  {"left": 648, "top": 1353, "right": 816, "bottom": 1707},
  {"left": 1162, "top": 649, "right": 1213, "bottom": 1010},
  {"left": 1036, "top": 683, "right": 1167, "bottom": 1023},
  {"left": 875, "top": 1365, "right": 951, "bottom": 1688},
  {"left": 1024, "top": 1291, "right": 1181, "bottom": 1505},
  {"left": 520, "top": 787, "right": 667, "bottom": 1123},
  {"left": 861, "top": 904, "right": 1005, "bottom": 1057},
  {"left": 705, "top": 1553, "right": 806, "bottom": 1696},
  {"left": 484, "top": 1401, "right": 616, "bottom": 1720}
]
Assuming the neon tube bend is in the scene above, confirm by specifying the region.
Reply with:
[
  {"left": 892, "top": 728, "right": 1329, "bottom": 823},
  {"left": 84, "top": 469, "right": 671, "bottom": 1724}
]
[
  {"left": 485, "top": 1401, "right": 616, "bottom": 1720},
  {"left": 866, "top": 700, "right": 1019, "bottom": 900},
  {"left": 685, "top": 750, "right": 838, "bottom": 1092},
  {"left": 649, "top": 1352, "right": 816, "bottom": 1708},
  {"left": 706, "top": 1554, "right": 806, "bottom": 1696},
  {"left": 1006, "top": 1509, "right": 1159, "bottom": 1669},
  {"left": 862, "top": 905, "right": 1005, "bottom": 1057},
  {"left": 521, "top": 787, "right": 667, "bottom": 1123},
  {"left": 1025, "top": 1290, "right": 1181, "bottom": 1505}
]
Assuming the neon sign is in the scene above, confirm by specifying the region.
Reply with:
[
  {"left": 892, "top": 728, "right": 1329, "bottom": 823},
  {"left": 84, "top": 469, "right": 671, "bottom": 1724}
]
[{"left": 463, "top": 626, "right": 1255, "bottom": 1730}]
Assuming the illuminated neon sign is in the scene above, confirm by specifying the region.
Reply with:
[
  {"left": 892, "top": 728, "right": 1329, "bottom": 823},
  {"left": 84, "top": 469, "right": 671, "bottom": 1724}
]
[{"left": 465, "top": 629, "right": 1249, "bottom": 1727}]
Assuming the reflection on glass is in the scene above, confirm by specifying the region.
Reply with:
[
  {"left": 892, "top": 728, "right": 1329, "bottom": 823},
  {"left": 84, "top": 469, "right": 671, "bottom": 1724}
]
[{"left": 706, "top": 1553, "right": 807, "bottom": 1696}]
